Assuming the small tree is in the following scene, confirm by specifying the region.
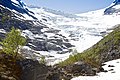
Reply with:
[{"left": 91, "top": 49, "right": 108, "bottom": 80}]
[
  {"left": 0, "top": 27, "right": 26, "bottom": 58},
  {"left": 40, "top": 56, "right": 46, "bottom": 64}
]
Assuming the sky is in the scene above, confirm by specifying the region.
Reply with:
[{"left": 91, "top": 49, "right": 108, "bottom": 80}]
[{"left": 23, "top": 0, "right": 114, "bottom": 14}]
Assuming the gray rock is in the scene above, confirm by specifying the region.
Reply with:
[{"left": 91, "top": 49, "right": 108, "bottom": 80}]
[
  {"left": 46, "top": 42, "right": 62, "bottom": 51},
  {"left": 18, "top": 59, "right": 48, "bottom": 80},
  {"left": 64, "top": 61, "right": 97, "bottom": 76}
]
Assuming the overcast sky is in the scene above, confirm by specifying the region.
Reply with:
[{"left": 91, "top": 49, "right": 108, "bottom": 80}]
[{"left": 23, "top": 0, "right": 114, "bottom": 13}]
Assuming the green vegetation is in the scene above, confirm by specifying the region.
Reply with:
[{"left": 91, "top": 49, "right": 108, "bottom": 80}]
[
  {"left": 40, "top": 56, "right": 46, "bottom": 64},
  {"left": 0, "top": 27, "right": 26, "bottom": 59},
  {"left": 1, "top": 15, "right": 10, "bottom": 23},
  {"left": 60, "top": 26, "right": 120, "bottom": 67},
  {"left": 0, "top": 12, "right": 10, "bottom": 23}
]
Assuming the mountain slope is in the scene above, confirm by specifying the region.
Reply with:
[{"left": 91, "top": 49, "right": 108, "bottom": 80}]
[
  {"left": 72, "top": 59, "right": 120, "bottom": 80},
  {"left": 0, "top": 0, "right": 37, "bottom": 19},
  {"left": 0, "top": 0, "right": 120, "bottom": 65},
  {"left": 60, "top": 25, "right": 120, "bottom": 66},
  {"left": 0, "top": 0, "right": 75, "bottom": 65},
  {"left": 29, "top": 5, "right": 120, "bottom": 53},
  {"left": 0, "top": 0, "right": 120, "bottom": 79},
  {"left": 58, "top": 23, "right": 120, "bottom": 80},
  {"left": 104, "top": 0, "right": 120, "bottom": 14}
]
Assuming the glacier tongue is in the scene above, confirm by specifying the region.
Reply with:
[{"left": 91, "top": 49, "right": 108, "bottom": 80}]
[
  {"left": 40, "top": 8, "right": 120, "bottom": 53},
  {"left": 23, "top": 5, "right": 120, "bottom": 65}
]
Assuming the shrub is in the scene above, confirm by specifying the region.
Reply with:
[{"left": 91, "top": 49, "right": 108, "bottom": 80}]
[
  {"left": 40, "top": 56, "right": 46, "bottom": 64},
  {"left": 0, "top": 27, "right": 26, "bottom": 59}
]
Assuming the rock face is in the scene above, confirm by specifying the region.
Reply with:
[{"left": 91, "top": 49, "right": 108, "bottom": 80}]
[
  {"left": 0, "top": 5, "right": 33, "bottom": 31},
  {"left": 114, "top": 0, "right": 120, "bottom": 3},
  {"left": 46, "top": 66, "right": 73, "bottom": 80},
  {"left": 100, "top": 44, "right": 120, "bottom": 62},
  {"left": 0, "top": 0, "right": 36, "bottom": 19},
  {"left": 62, "top": 61, "right": 97, "bottom": 76},
  {"left": 45, "top": 61, "right": 103, "bottom": 80},
  {"left": 104, "top": 0, "right": 120, "bottom": 15},
  {"left": 18, "top": 59, "right": 73, "bottom": 80},
  {"left": 97, "top": 26, "right": 120, "bottom": 63},
  {"left": 18, "top": 59, "right": 48, "bottom": 80},
  {"left": 0, "top": 53, "right": 50, "bottom": 80}
]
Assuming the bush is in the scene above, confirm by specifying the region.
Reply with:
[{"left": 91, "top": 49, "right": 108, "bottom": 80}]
[
  {"left": 40, "top": 56, "right": 46, "bottom": 64},
  {"left": 0, "top": 27, "right": 26, "bottom": 58}
]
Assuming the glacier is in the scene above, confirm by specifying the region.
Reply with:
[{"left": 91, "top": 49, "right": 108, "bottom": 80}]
[
  {"left": 0, "top": 0, "right": 120, "bottom": 65},
  {"left": 0, "top": 0, "right": 120, "bottom": 79}
]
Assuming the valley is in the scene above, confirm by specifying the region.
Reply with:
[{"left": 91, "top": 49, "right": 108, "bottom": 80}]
[{"left": 0, "top": 0, "right": 120, "bottom": 80}]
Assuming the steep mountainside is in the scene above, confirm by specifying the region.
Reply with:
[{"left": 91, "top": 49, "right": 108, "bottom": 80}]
[
  {"left": 28, "top": 1, "right": 120, "bottom": 54},
  {"left": 59, "top": 21, "right": 120, "bottom": 80},
  {"left": 60, "top": 25, "right": 120, "bottom": 66},
  {"left": 0, "top": 0, "right": 74, "bottom": 65},
  {"left": 0, "top": 0, "right": 36, "bottom": 19},
  {"left": 104, "top": 0, "right": 120, "bottom": 14}
]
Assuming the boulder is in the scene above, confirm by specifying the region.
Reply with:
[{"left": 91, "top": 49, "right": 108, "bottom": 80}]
[
  {"left": 18, "top": 59, "right": 48, "bottom": 80},
  {"left": 64, "top": 61, "right": 97, "bottom": 76},
  {"left": 46, "top": 72, "right": 60, "bottom": 80}
]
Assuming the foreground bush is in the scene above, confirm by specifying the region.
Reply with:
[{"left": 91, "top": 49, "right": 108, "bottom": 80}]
[{"left": 0, "top": 27, "right": 26, "bottom": 59}]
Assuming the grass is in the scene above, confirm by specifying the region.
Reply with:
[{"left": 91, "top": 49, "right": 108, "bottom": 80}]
[{"left": 59, "top": 26, "right": 120, "bottom": 67}]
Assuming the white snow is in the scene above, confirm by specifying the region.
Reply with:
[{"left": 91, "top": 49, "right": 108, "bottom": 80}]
[
  {"left": 22, "top": 14, "right": 34, "bottom": 20},
  {"left": 11, "top": 0, "right": 19, "bottom": 4},
  {"left": 36, "top": 51, "right": 73, "bottom": 65},
  {"left": 0, "top": 29, "right": 6, "bottom": 33},
  {"left": 22, "top": 30, "right": 35, "bottom": 39},
  {"left": 71, "top": 59, "right": 120, "bottom": 80},
  {"left": 54, "top": 9, "right": 120, "bottom": 52},
  {"left": 70, "top": 34, "right": 102, "bottom": 52},
  {"left": 18, "top": 3, "right": 120, "bottom": 64},
  {"left": 10, "top": 0, "right": 120, "bottom": 66},
  {"left": 8, "top": 0, "right": 120, "bottom": 79}
]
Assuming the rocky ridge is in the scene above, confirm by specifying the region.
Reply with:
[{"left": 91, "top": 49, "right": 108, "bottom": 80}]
[{"left": 104, "top": 0, "right": 120, "bottom": 14}]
